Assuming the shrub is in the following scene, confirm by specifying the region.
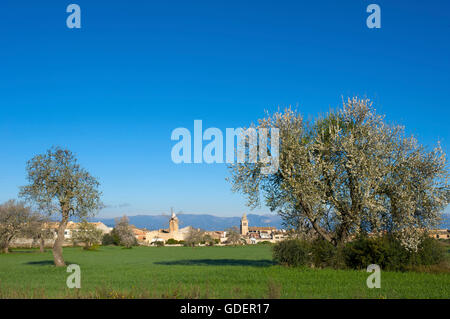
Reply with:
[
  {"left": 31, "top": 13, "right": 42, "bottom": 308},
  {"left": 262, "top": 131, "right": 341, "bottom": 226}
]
[
  {"left": 166, "top": 238, "right": 179, "bottom": 245},
  {"left": 342, "top": 235, "right": 445, "bottom": 271},
  {"left": 272, "top": 234, "right": 446, "bottom": 271},
  {"left": 343, "top": 235, "right": 403, "bottom": 271},
  {"left": 102, "top": 233, "right": 120, "bottom": 246},
  {"left": 412, "top": 236, "right": 445, "bottom": 266},
  {"left": 272, "top": 239, "right": 311, "bottom": 267},
  {"left": 257, "top": 241, "right": 273, "bottom": 245},
  {"left": 85, "top": 244, "right": 100, "bottom": 251},
  {"left": 153, "top": 241, "right": 164, "bottom": 247},
  {"left": 310, "top": 238, "right": 341, "bottom": 268},
  {"left": 203, "top": 234, "right": 215, "bottom": 246}
]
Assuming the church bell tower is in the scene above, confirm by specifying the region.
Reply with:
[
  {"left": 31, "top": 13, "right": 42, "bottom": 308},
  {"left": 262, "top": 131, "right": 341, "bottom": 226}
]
[{"left": 240, "top": 213, "right": 248, "bottom": 236}]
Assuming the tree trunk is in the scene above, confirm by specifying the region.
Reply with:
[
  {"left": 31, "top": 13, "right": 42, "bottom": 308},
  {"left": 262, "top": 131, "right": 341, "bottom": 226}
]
[
  {"left": 39, "top": 237, "right": 45, "bottom": 253},
  {"left": 53, "top": 213, "right": 69, "bottom": 267},
  {"left": 2, "top": 236, "right": 13, "bottom": 254}
]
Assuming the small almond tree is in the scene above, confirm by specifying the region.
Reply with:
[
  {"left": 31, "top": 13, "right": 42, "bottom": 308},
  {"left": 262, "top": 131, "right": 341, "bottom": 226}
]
[
  {"left": 185, "top": 227, "right": 205, "bottom": 247},
  {"left": 0, "top": 200, "right": 38, "bottom": 253},
  {"left": 20, "top": 147, "right": 103, "bottom": 266},
  {"left": 112, "top": 215, "right": 136, "bottom": 248},
  {"left": 28, "top": 214, "right": 55, "bottom": 253},
  {"left": 71, "top": 221, "right": 103, "bottom": 250},
  {"left": 225, "top": 226, "right": 242, "bottom": 245}
]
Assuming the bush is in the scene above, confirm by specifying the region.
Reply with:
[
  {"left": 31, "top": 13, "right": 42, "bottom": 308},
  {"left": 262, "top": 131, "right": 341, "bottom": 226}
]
[
  {"left": 343, "top": 235, "right": 445, "bottom": 271},
  {"left": 343, "top": 235, "right": 405, "bottom": 271},
  {"left": 153, "top": 241, "right": 164, "bottom": 247},
  {"left": 85, "top": 244, "right": 100, "bottom": 251},
  {"left": 257, "top": 241, "right": 273, "bottom": 245},
  {"left": 412, "top": 237, "right": 445, "bottom": 266},
  {"left": 272, "top": 235, "right": 445, "bottom": 271},
  {"left": 272, "top": 239, "right": 311, "bottom": 267},
  {"left": 102, "top": 233, "right": 120, "bottom": 246},
  {"left": 310, "top": 238, "right": 343, "bottom": 268},
  {"left": 166, "top": 238, "right": 179, "bottom": 245}
]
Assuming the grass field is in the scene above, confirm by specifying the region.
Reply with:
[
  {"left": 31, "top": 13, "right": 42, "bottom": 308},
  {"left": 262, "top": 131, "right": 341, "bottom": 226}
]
[{"left": 0, "top": 245, "right": 449, "bottom": 298}]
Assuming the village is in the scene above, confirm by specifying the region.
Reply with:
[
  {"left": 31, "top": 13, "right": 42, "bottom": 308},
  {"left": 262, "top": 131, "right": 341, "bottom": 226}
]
[
  {"left": 8, "top": 211, "right": 449, "bottom": 249},
  {"left": 7, "top": 212, "right": 291, "bottom": 248}
]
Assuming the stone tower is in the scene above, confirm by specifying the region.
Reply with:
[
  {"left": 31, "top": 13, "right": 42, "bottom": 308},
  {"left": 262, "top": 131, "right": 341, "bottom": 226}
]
[
  {"left": 240, "top": 213, "right": 248, "bottom": 236},
  {"left": 169, "top": 211, "right": 179, "bottom": 233}
]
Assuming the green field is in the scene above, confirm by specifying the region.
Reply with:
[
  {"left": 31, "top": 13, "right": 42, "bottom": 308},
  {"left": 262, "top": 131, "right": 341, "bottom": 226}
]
[{"left": 0, "top": 245, "right": 449, "bottom": 298}]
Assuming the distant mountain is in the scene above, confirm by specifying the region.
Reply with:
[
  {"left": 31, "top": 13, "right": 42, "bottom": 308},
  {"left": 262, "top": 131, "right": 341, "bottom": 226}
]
[{"left": 97, "top": 214, "right": 284, "bottom": 231}]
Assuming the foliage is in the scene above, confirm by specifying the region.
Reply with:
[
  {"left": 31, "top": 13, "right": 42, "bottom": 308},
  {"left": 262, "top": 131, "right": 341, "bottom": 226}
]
[
  {"left": 28, "top": 214, "right": 55, "bottom": 252},
  {"left": 228, "top": 97, "right": 450, "bottom": 250},
  {"left": 102, "top": 232, "right": 120, "bottom": 246},
  {"left": 225, "top": 226, "right": 241, "bottom": 245},
  {"left": 166, "top": 238, "right": 180, "bottom": 245},
  {"left": 112, "top": 216, "right": 137, "bottom": 248},
  {"left": 153, "top": 240, "right": 164, "bottom": 247},
  {"left": 272, "top": 239, "right": 311, "bottom": 267},
  {"left": 309, "top": 238, "right": 345, "bottom": 269},
  {"left": 20, "top": 147, "right": 103, "bottom": 221},
  {"left": 0, "top": 200, "right": 40, "bottom": 253},
  {"left": 343, "top": 235, "right": 445, "bottom": 271},
  {"left": 202, "top": 234, "right": 215, "bottom": 246},
  {"left": 184, "top": 228, "right": 205, "bottom": 247},
  {"left": 272, "top": 235, "right": 445, "bottom": 271},
  {"left": 71, "top": 221, "right": 103, "bottom": 250},
  {"left": 257, "top": 241, "right": 273, "bottom": 245},
  {"left": 408, "top": 236, "right": 446, "bottom": 267}
]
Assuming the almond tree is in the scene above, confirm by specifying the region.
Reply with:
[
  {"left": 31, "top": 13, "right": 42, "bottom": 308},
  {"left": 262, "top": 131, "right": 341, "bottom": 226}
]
[
  {"left": 228, "top": 97, "right": 449, "bottom": 250},
  {"left": 0, "top": 200, "right": 38, "bottom": 253},
  {"left": 71, "top": 221, "right": 103, "bottom": 250},
  {"left": 225, "top": 226, "right": 242, "bottom": 245},
  {"left": 20, "top": 147, "right": 102, "bottom": 266},
  {"left": 112, "top": 215, "right": 136, "bottom": 248},
  {"left": 26, "top": 213, "right": 54, "bottom": 253},
  {"left": 184, "top": 227, "right": 205, "bottom": 247}
]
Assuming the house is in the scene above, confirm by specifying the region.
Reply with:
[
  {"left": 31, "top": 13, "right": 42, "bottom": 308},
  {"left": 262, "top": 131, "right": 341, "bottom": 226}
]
[
  {"left": 62, "top": 221, "right": 112, "bottom": 239},
  {"left": 9, "top": 221, "right": 112, "bottom": 248},
  {"left": 429, "top": 229, "right": 450, "bottom": 239}
]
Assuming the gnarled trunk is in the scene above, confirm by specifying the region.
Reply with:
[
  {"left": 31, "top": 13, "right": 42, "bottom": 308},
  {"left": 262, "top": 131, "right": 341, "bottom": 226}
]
[
  {"left": 53, "top": 213, "right": 69, "bottom": 266},
  {"left": 1, "top": 235, "right": 14, "bottom": 254},
  {"left": 39, "top": 237, "right": 45, "bottom": 253}
]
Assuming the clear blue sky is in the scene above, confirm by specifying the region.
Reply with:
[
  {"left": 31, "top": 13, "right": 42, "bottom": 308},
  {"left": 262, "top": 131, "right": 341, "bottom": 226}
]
[{"left": 0, "top": 1, "right": 449, "bottom": 218}]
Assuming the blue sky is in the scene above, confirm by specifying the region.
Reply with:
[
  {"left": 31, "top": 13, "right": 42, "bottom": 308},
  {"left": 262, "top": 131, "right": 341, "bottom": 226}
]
[{"left": 0, "top": 1, "right": 449, "bottom": 218}]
